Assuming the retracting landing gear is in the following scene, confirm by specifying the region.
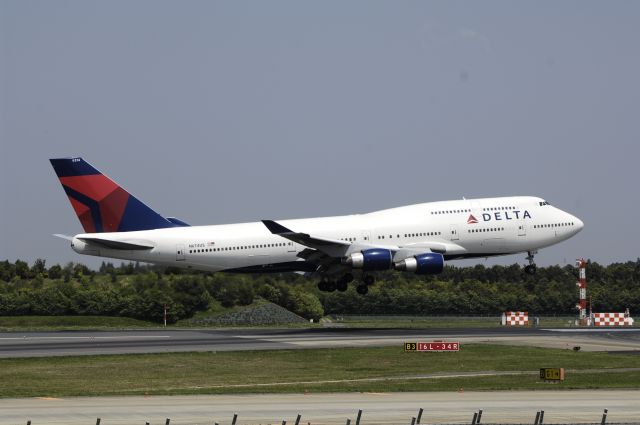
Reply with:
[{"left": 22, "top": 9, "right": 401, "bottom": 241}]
[
  {"left": 356, "top": 284, "right": 368, "bottom": 295},
  {"left": 524, "top": 251, "right": 537, "bottom": 275},
  {"left": 355, "top": 274, "right": 375, "bottom": 295},
  {"left": 317, "top": 279, "right": 336, "bottom": 292},
  {"left": 318, "top": 273, "right": 354, "bottom": 293},
  {"left": 336, "top": 273, "right": 353, "bottom": 292},
  {"left": 318, "top": 273, "right": 373, "bottom": 295}
]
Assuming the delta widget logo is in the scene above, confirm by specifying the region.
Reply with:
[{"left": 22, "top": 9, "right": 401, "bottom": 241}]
[{"left": 467, "top": 210, "right": 532, "bottom": 224}]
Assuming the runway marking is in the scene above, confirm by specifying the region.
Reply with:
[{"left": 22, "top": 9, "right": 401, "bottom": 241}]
[
  {"left": 35, "top": 397, "right": 62, "bottom": 401},
  {"left": 0, "top": 336, "right": 171, "bottom": 341},
  {"left": 543, "top": 328, "right": 640, "bottom": 333}
]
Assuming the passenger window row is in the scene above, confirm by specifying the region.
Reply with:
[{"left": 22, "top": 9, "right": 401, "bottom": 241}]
[
  {"left": 431, "top": 209, "right": 471, "bottom": 215},
  {"left": 483, "top": 206, "right": 516, "bottom": 211},
  {"left": 468, "top": 227, "right": 505, "bottom": 233},
  {"left": 431, "top": 206, "right": 519, "bottom": 214},
  {"left": 377, "top": 231, "right": 442, "bottom": 240},
  {"left": 190, "top": 242, "right": 292, "bottom": 254},
  {"left": 534, "top": 222, "right": 575, "bottom": 229}
]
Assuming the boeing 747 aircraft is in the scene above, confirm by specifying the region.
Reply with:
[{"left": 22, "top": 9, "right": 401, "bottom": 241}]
[{"left": 50, "top": 158, "right": 584, "bottom": 294}]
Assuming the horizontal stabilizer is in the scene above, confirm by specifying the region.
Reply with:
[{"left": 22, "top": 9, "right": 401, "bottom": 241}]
[
  {"left": 78, "top": 237, "right": 154, "bottom": 250},
  {"left": 53, "top": 234, "right": 73, "bottom": 241}
]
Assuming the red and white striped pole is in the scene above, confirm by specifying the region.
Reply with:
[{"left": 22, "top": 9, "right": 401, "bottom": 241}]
[
  {"left": 163, "top": 304, "right": 167, "bottom": 328},
  {"left": 576, "top": 259, "right": 587, "bottom": 325}
]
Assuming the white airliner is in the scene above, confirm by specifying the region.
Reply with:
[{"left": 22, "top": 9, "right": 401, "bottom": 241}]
[{"left": 51, "top": 158, "right": 584, "bottom": 294}]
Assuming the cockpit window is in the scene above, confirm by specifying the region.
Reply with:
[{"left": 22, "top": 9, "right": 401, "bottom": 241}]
[{"left": 539, "top": 201, "right": 551, "bottom": 206}]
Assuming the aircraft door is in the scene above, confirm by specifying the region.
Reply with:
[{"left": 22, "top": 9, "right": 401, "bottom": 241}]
[
  {"left": 449, "top": 224, "right": 460, "bottom": 241},
  {"left": 518, "top": 221, "right": 527, "bottom": 237},
  {"left": 176, "top": 244, "right": 186, "bottom": 261}
]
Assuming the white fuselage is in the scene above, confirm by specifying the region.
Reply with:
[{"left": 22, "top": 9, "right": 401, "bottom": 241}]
[{"left": 70, "top": 196, "right": 583, "bottom": 273}]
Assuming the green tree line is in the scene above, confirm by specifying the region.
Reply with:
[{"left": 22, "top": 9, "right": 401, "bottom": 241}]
[{"left": 0, "top": 259, "right": 639, "bottom": 322}]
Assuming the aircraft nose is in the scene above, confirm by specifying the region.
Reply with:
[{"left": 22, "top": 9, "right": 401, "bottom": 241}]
[{"left": 573, "top": 216, "right": 584, "bottom": 232}]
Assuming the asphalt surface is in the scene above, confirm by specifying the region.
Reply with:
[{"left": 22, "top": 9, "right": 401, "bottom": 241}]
[
  {"left": 1, "top": 390, "right": 639, "bottom": 424},
  {"left": 1, "top": 327, "right": 640, "bottom": 358}
]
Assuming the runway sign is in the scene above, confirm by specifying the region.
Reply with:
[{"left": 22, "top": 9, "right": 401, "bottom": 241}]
[
  {"left": 539, "top": 368, "right": 565, "bottom": 381},
  {"left": 404, "top": 342, "right": 460, "bottom": 352}
]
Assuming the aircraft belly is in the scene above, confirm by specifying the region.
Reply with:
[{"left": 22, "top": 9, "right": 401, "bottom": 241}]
[
  {"left": 480, "top": 238, "right": 506, "bottom": 252},
  {"left": 186, "top": 252, "right": 296, "bottom": 271}
]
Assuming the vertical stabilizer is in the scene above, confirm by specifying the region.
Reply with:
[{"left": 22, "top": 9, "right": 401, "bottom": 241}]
[{"left": 50, "top": 157, "right": 178, "bottom": 233}]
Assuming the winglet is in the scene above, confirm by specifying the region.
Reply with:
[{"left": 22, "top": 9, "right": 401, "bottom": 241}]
[{"left": 262, "top": 220, "right": 294, "bottom": 235}]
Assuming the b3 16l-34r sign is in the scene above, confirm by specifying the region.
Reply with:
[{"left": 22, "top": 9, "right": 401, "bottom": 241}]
[{"left": 404, "top": 342, "right": 460, "bottom": 352}]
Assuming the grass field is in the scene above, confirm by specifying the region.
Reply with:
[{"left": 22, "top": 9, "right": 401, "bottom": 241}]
[
  {"left": 326, "top": 315, "right": 580, "bottom": 328},
  {"left": 1, "top": 344, "right": 639, "bottom": 397},
  {"left": 0, "top": 314, "right": 584, "bottom": 331},
  {"left": 0, "top": 316, "right": 158, "bottom": 331}
]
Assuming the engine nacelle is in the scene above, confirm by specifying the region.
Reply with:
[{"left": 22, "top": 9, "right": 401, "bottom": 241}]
[
  {"left": 343, "top": 248, "right": 393, "bottom": 271},
  {"left": 394, "top": 252, "right": 444, "bottom": 275}
]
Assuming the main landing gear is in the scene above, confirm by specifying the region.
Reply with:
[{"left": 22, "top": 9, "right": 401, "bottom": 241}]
[
  {"left": 524, "top": 251, "right": 537, "bottom": 275},
  {"left": 318, "top": 273, "right": 375, "bottom": 295},
  {"left": 356, "top": 274, "right": 375, "bottom": 295},
  {"left": 318, "top": 273, "right": 354, "bottom": 293}
]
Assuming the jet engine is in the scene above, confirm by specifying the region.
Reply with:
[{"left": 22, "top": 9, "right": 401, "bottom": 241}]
[
  {"left": 394, "top": 252, "right": 444, "bottom": 275},
  {"left": 343, "top": 248, "right": 393, "bottom": 271}
]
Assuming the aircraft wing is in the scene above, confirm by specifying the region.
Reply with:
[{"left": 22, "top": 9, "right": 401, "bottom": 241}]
[
  {"left": 262, "top": 219, "right": 467, "bottom": 276},
  {"left": 262, "top": 220, "right": 356, "bottom": 275},
  {"left": 262, "top": 219, "right": 467, "bottom": 257},
  {"left": 261, "top": 220, "right": 350, "bottom": 250}
]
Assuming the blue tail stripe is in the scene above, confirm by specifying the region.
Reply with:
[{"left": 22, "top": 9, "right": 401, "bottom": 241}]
[
  {"left": 62, "top": 185, "right": 104, "bottom": 233},
  {"left": 50, "top": 158, "right": 100, "bottom": 177},
  {"left": 118, "top": 197, "right": 177, "bottom": 232}
]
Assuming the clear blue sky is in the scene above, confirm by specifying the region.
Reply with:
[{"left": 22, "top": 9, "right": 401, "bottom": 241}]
[{"left": 1, "top": 1, "right": 639, "bottom": 268}]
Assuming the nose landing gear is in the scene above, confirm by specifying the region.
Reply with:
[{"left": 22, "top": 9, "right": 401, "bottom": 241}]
[{"left": 524, "top": 251, "right": 537, "bottom": 275}]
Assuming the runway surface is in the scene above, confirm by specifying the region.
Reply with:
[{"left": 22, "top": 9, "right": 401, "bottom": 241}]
[
  {"left": 1, "top": 327, "right": 640, "bottom": 358},
  {"left": 1, "top": 390, "right": 639, "bottom": 424}
]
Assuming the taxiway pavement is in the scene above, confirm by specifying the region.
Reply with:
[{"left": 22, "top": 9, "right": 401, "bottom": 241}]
[{"left": 1, "top": 390, "right": 638, "bottom": 424}]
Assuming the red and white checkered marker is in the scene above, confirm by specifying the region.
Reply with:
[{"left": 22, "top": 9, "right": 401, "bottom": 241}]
[
  {"left": 502, "top": 311, "right": 529, "bottom": 326},
  {"left": 593, "top": 311, "right": 634, "bottom": 327}
]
